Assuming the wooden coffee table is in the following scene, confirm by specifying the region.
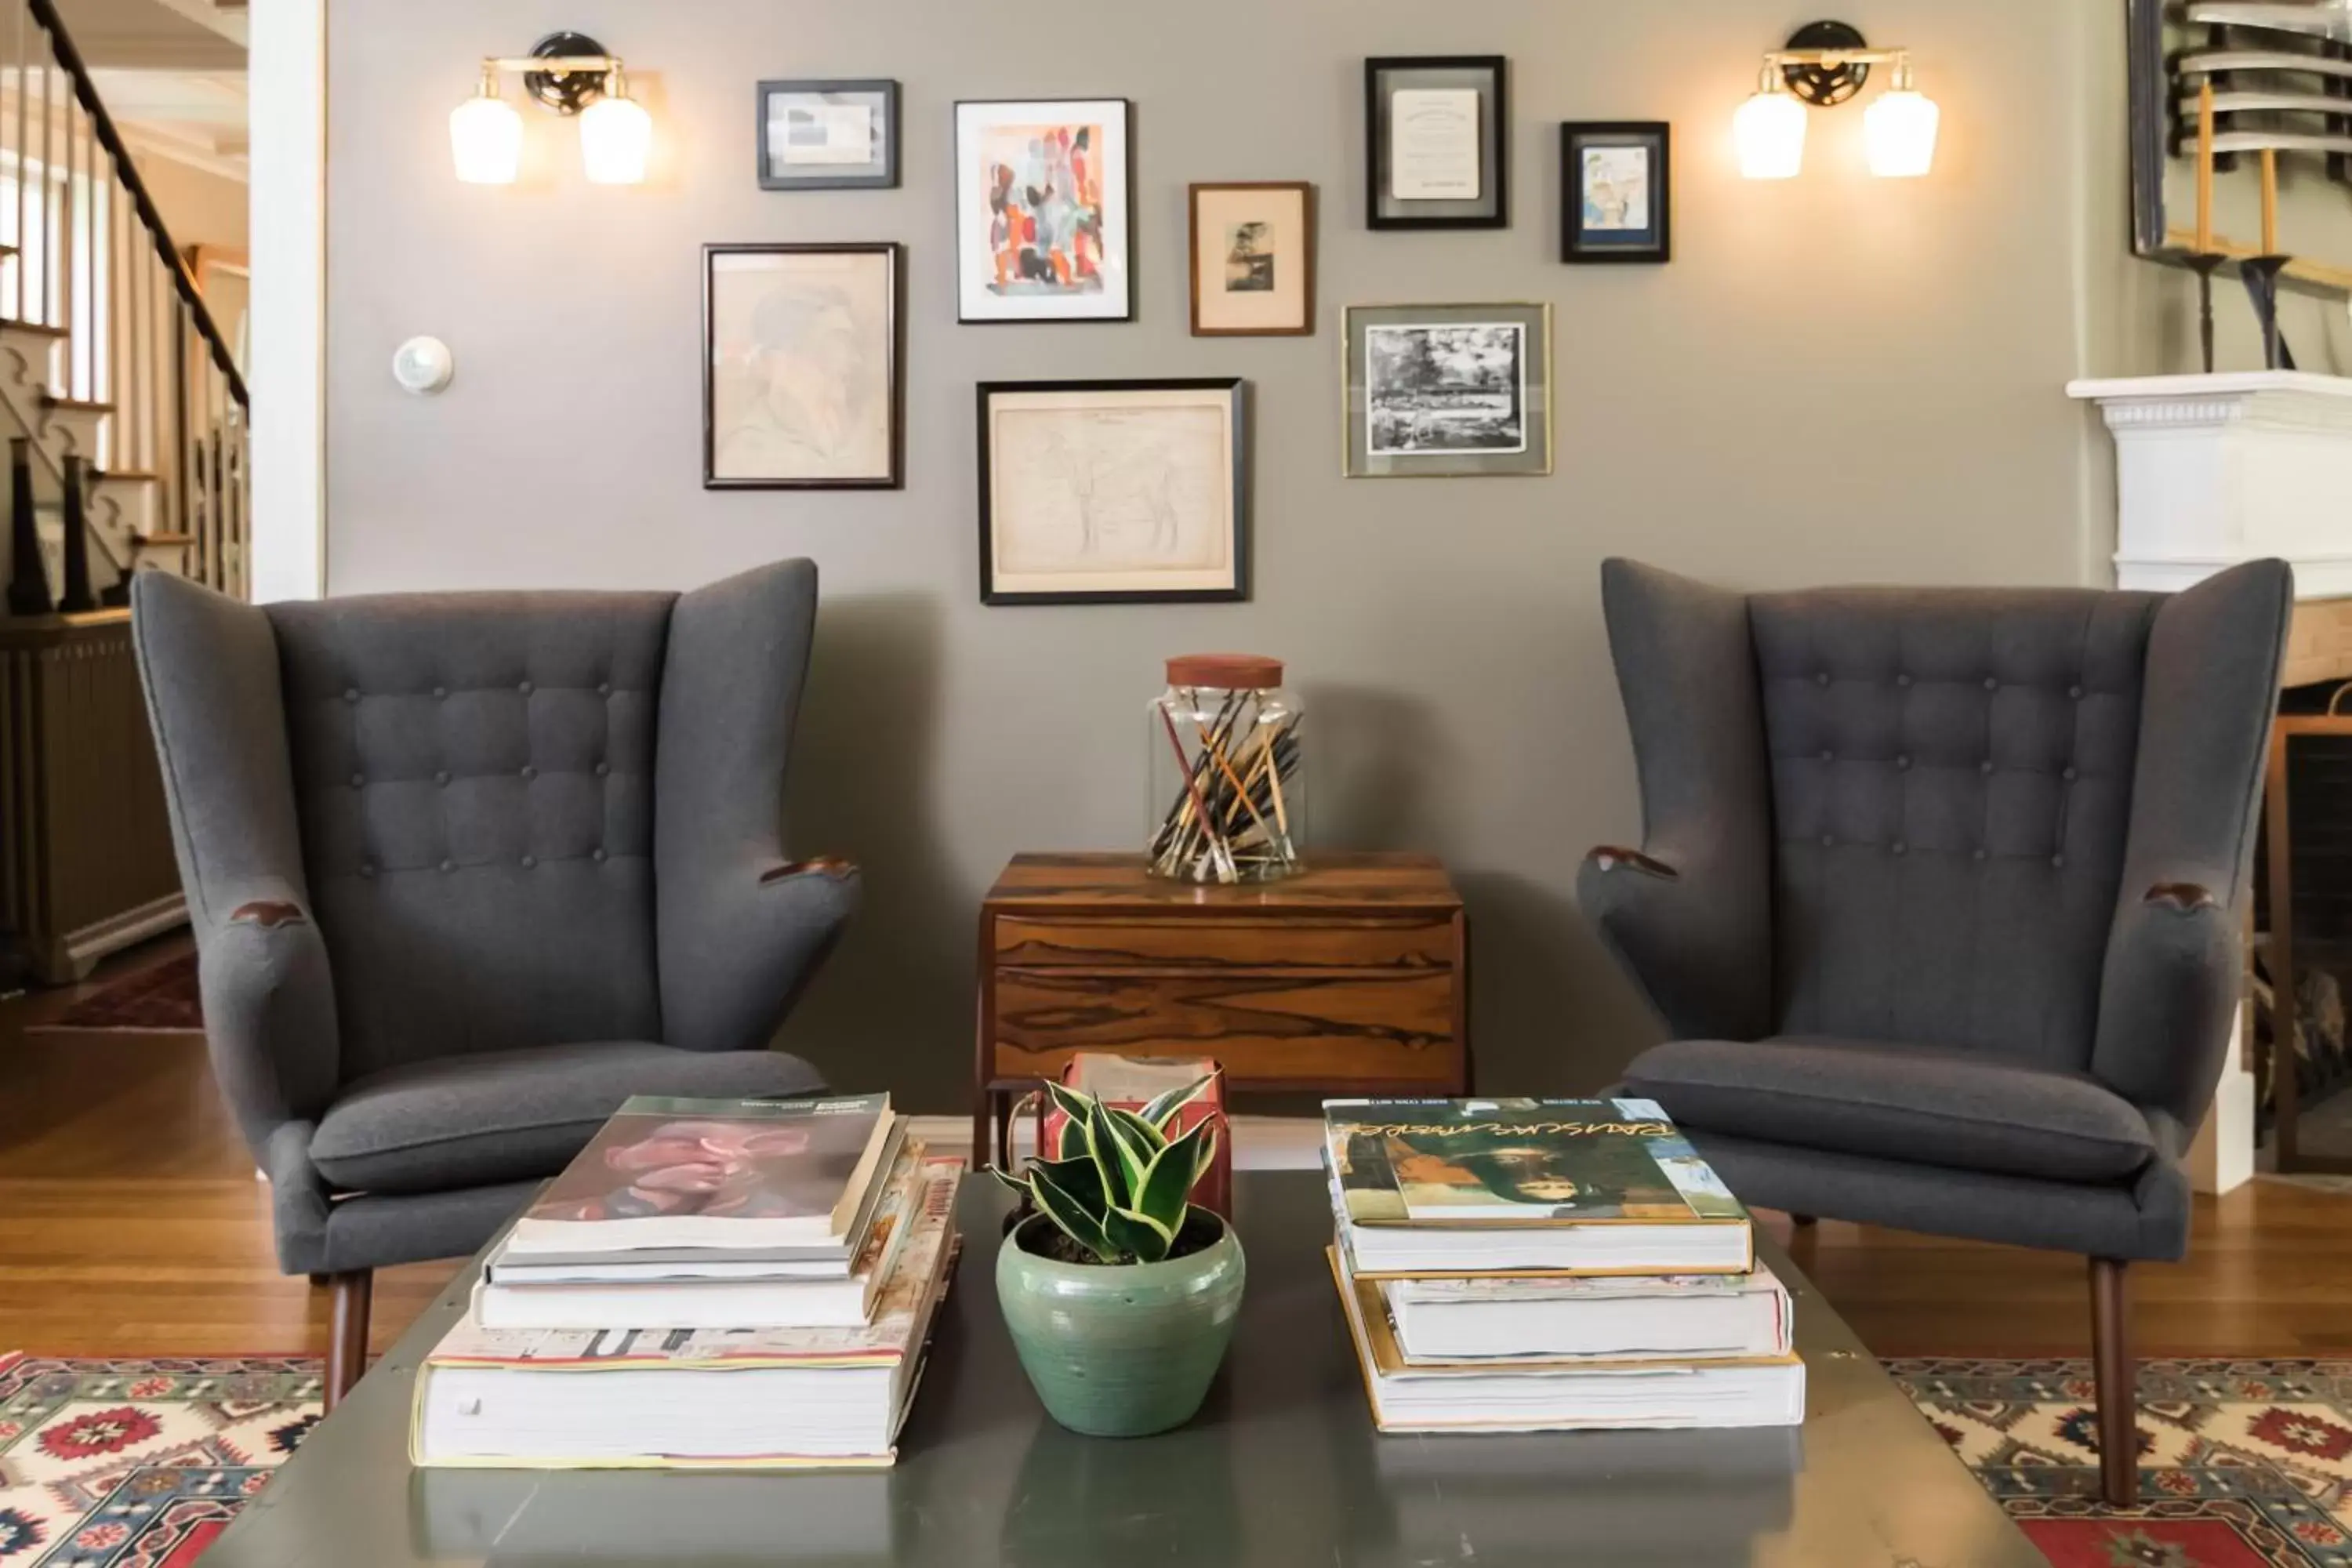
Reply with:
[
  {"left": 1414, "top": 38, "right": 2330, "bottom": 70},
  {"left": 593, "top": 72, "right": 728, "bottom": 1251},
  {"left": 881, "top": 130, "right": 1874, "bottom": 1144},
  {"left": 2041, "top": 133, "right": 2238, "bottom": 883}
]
[
  {"left": 974, "top": 852, "right": 1468, "bottom": 1166},
  {"left": 202, "top": 1172, "right": 2042, "bottom": 1567}
]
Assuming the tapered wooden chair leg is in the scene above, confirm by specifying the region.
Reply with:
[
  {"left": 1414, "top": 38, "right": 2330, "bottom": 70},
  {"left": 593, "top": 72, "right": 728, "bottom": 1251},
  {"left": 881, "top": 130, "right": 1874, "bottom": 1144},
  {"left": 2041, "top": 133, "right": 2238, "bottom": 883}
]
[
  {"left": 325, "top": 1270, "right": 373, "bottom": 1412},
  {"left": 2090, "top": 1257, "right": 2137, "bottom": 1506},
  {"left": 1790, "top": 1214, "right": 1818, "bottom": 1227}
]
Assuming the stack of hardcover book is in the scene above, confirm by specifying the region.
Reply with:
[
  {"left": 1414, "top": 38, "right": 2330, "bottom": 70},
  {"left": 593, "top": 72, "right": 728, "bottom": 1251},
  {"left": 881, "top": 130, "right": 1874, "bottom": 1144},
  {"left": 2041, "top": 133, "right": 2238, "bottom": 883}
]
[
  {"left": 1325, "top": 1097, "right": 1802, "bottom": 1432},
  {"left": 408, "top": 1092, "right": 964, "bottom": 1469}
]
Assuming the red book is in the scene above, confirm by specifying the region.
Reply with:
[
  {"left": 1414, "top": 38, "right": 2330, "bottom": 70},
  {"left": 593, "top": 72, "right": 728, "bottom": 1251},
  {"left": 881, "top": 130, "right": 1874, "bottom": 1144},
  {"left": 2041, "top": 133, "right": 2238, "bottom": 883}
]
[{"left": 1041, "top": 1054, "right": 1231, "bottom": 1220}]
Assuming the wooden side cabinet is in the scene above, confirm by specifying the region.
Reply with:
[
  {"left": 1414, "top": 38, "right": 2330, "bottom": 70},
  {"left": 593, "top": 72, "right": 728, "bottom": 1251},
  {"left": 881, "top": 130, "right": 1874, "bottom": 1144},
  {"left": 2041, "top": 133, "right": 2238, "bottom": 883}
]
[{"left": 974, "top": 851, "right": 1468, "bottom": 1165}]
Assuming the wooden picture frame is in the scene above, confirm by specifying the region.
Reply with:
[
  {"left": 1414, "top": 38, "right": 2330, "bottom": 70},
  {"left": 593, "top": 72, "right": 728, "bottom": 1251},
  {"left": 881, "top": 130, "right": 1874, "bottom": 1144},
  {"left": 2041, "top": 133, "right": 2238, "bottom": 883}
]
[
  {"left": 1561, "top": 122, "right": 1671, "bottom": 264},
  {"left": 1365, "top": 56, "right": 1509, "bottom": 231},
  {"left": 702, "top": 242, "right": 905, "bottom": 490},
  {"left": 1188, "top": 182, "right": 1316, "bottom": 336},
  {"left": 976, "top": 378, "right": 1249, "bottom": 605},
  {"left": 1343, "top": 303, "right": 1552, "bottom": 478},
  {"left": 954, "top": 98, "right": 1136, "bottom": 324},
  {"left": 757, "top": 79, "right": 900, "bottom": 191}
]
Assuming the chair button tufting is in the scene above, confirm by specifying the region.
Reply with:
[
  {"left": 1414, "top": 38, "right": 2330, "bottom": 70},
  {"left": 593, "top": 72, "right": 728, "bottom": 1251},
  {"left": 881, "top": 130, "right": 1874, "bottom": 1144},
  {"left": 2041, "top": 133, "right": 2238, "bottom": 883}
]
[
  {"left": 519, "top": 680, "right": 535, "bottom": 695},
  {"left": 440, "top": 858, "right": 456, "bottom": 873},
  {"left": 1896, "top": 755, "right": 1911, "bottom": 770},
  {"left": 1815, "top": 671, "right": 1831, "bottom": 687},
  {"left": 521, "top": 855, "right": 537, "bottom": 869},
  {"left": 343, "top": 688, "right": 359, "bottom": 703},
  {"left": 1819, "top": 750, "right": 1834, "bottom": 763},
  {"left": 1971, "top": 848, "right": 1987, "bottom": 862},
  {"left": 358, "top": 860, "right": 376, "bottom": 877},
  {"left": 595, "top": 762, "right": 610, "bottom": 778},
  {"left": 350, "top": 773, "right": 365, "bottom": 788},
  {"left": 597, "top": 681, "right": 612, "bottom": 696},
  {"left": 1820, "top": 834, "right": 1835, "bottom": 848},
  {"left": 1983, "top": 676, "right": 1998, "bottom": 691},
  {"left": 520, "top": 764, "right": 537, "bottom": 780},
  {"left": 2063, "top": 766, "right": 2078, "bottom": 782},
  {"left": 2051, "top": 855, "right": 2066, "bottom": 869},
  {"left": 1980, "top": 760, "right": 1995, "bottom": 775},
  {"left": 1896, "top": 673, "right": 1912, "bottom": 688},
  {"left": 1891, "top": 841, "right": 1907, "bottom": 855},
  {"left": 2069, "top": 684, "right": 2084, "bottom": 699},
  {"left": 433, "top": 686, "right": 447, "bottom": 699},
  {"left": 592, "top": 848, "right": 608, "bottom": 863}
]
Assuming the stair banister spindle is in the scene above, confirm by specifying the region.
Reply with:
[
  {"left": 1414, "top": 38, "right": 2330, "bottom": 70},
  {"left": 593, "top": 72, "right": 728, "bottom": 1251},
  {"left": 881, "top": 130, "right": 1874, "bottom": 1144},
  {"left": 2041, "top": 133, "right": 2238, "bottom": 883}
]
[{"left": 9, "top": 0, "right": 21, "bottom": 326}]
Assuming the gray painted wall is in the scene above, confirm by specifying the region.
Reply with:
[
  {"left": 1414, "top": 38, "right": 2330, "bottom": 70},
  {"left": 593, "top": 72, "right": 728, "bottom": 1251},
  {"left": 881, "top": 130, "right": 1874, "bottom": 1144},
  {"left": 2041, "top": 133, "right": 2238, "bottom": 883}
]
[{"left": 328, "top": 0, "right": 2135, "bottom": 1110}]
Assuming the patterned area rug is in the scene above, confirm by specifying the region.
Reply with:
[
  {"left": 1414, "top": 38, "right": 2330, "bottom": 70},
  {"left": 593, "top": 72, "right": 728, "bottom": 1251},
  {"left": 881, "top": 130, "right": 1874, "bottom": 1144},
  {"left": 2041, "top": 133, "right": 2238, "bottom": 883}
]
[
  {"left": 33, "top": 955, "right": 201, "bottom": 1033},
  {"left": 0, "top": 1353, "right": 318, "bottom": 1566},
  {"left": 1894, "top": 1358, "right": 2352, "bottom": 1566}
]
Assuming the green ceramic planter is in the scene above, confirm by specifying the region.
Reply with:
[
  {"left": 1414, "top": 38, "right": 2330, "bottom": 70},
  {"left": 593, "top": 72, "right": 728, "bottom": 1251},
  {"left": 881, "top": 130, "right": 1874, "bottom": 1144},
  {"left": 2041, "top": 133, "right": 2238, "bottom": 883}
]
[{"left": 996, "top": 1209, "right": 1246, "bottom": 1438}]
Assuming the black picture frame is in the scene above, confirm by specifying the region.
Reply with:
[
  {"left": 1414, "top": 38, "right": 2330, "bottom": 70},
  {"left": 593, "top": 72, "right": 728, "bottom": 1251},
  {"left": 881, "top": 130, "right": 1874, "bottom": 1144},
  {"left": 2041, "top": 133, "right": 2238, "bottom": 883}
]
[
  {"left": 702, "top": 241, "right": 906, "bottom": 491},
  {"left": 954, "top": 97, "right": 1138, "bottom": 325},
  {"left": 975, "top": 377, "right": 1249, "bottom": 605},
  {"left": 757, "top": 79, "right": 900, "bottom": 191},
  {"left": 1560, "top": 122, "right": 1671, "bottom": 264},
  {"left": 1365, "top": 55, "right": 1508, "bottom": 231}
]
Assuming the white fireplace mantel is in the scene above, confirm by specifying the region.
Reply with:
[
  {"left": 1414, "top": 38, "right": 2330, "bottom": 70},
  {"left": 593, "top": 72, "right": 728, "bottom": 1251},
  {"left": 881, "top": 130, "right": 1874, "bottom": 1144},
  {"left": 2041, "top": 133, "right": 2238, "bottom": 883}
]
[{"left": 2067, "top": 371, "right": 2352, "bottom": 597}]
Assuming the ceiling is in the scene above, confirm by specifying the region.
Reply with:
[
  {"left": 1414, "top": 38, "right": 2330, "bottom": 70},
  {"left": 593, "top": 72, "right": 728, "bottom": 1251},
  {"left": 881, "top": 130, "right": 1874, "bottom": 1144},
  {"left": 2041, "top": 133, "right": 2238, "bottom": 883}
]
[
  {"left": 49, "top": 0, "right": 242, "bottom": 71},
  {"left": 45, "top": 0, "right": 244, "bottom": 176}
]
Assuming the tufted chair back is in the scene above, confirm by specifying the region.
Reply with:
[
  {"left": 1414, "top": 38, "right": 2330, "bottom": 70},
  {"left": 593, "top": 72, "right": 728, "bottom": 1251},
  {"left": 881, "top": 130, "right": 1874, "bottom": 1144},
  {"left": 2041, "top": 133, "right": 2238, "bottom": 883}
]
[
  {"left": 1751, "top": 588, "right": 2160, "bottom": 1070},
  {"left": 268, "top": 593, "right": 673, "bottom": 1080}
]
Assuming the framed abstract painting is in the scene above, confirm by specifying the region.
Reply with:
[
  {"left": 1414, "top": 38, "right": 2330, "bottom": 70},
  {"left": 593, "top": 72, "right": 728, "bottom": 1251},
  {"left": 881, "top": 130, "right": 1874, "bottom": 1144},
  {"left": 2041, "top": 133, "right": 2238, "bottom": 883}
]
[
  {"left": 702, "top": 242, "right": 904, "bottom": 490},
  {"left": 954, "top": 98, "right": 1134, "bottom": 324},
  {"left": 975, "top": 378, "right": 1247, "bottom": 604},
  {"left": 1560, "top": 121, "right": 1670, "bottom": 263}
]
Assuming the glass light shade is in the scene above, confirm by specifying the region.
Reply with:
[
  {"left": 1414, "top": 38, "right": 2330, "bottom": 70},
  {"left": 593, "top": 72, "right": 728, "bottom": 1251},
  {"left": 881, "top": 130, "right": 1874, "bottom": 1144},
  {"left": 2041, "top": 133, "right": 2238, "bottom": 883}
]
[
  {"left": 1734, "top": 88, "right": 1807, "bottom": 180},
  {"left": 449, "top": 91, "right": 522, "bottom": 185},
  {"left": 1864, "top": 88, "right": 1940, "bottom": 176},
  {"left": 579, "top": 92, "right": 652, "bottom": 185}
]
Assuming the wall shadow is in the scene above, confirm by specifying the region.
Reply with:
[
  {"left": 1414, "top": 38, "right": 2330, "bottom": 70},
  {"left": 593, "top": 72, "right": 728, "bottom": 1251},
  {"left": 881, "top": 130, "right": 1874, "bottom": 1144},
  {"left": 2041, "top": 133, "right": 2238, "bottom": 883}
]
[{"left": 1454, "top": 868, "right": 1664, "bottom": 1097}]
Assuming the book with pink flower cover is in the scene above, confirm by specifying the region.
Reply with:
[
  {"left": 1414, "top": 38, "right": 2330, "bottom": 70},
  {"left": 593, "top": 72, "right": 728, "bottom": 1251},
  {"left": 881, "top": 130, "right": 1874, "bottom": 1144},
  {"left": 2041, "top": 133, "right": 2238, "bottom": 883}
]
[{"left": 507, "top": 1094, "right": 899, "bottom": 1254}]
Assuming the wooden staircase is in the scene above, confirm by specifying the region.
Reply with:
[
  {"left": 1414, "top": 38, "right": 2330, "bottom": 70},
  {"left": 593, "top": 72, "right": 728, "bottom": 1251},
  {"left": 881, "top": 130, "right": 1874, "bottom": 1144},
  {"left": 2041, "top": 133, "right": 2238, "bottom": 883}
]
[{"left": 0, "top": 0, "right": 249, "bottom": 616}]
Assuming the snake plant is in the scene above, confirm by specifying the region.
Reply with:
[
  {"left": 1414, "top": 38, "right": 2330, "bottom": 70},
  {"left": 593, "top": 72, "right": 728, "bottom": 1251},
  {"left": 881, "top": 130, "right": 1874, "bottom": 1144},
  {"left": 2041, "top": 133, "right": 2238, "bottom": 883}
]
[{"left": 990, "top": 1076, "right": 1221, "bottom": 1265}]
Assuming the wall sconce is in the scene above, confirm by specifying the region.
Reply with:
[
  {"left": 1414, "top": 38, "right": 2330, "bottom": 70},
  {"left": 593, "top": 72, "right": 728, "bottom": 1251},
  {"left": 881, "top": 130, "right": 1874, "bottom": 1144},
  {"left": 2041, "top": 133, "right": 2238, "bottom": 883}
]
[
  {"left": 1734, "top": 21, "right": 1939, "bottom": 180},
  {"left": 451, "top": 31, "right": 651, "bottom": 187}
]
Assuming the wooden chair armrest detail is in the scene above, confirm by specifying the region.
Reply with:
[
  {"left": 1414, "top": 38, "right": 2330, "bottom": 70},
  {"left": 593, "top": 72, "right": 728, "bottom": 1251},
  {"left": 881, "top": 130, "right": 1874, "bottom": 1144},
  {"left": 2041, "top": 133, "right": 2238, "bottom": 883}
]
[
  {"left": 1585, "top": 845, "right": 1679, "bottom": 881},
  {"left": 760, "top": 856, "right": 861, "bottom": 885},
  {"left": 2144, "top": 880, "right": 2217, "bottom": 913},
  {"left": 230, "top": 900, "right": 308, "bottom": 928}
]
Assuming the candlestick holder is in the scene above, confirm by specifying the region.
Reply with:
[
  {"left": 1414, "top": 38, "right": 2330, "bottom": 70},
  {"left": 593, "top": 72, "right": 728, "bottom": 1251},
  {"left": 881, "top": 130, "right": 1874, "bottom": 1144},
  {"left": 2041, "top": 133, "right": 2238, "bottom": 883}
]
[
  {"left": 2183, "top": 252, "right": 2227, "bottom": 374},
  {"left": 2238, "top": 255, "right": 2296, "bottom": 372}
]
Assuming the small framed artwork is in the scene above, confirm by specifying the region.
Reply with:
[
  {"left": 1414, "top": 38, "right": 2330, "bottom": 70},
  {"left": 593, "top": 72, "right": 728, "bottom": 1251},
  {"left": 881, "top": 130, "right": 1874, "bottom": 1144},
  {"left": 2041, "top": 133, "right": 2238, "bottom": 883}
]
[
  {"left": 1343, "top": 303, "right": 1552, "bottom": 478},
  {"left": 757, "top": 79, "right": 899, "bottom": 191},
  {"left": 1561, "top": 122, "right": 1670, "bottom": 263},
  {"left": 703, "top": 242, "right": 903, "bottom": 490},
  {"left": 1189, "top": 182, "right": 1316, "bottom": 336},
  {"left": 1365, "top": 56, "right": 1508, "bottom": 230},
  {"left": 976, "top": 378, "right": 1247, "bottom": 604},
  {"left": 955, "top": 98, "right": 1134, "bottom": 324}
]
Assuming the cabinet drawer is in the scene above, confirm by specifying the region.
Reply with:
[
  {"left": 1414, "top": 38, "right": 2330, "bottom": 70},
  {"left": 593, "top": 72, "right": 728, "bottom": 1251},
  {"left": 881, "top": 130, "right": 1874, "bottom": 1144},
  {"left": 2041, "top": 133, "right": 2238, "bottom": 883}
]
[
  {"left": 989, "top": 967, "right": 1461, "bottom": 1088},
  {"left": 993, "top": 916, "right": 1454, "bottom": 973}
]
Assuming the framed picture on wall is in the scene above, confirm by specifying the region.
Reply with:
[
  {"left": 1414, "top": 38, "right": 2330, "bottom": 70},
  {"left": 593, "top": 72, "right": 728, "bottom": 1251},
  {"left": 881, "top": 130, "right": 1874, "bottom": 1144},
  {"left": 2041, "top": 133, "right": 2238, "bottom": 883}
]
[
  {"left": 757, "top": 79, "right": 900, "bottom": 190},
  {"left": 702, "top": 242, "right": 904, "bottom": 490},
  {"left": 1343, "top": 303, "right": 1552, "bottom": 478},
  {"left": 1189, "top": 182, "right": 1316, "bottom": 336},
  {"left": 1365, "top": 56, "right": 1508, "bottom": 230},
  {"left": 976, "top": 378, "right": 1247, "bottom": 604},
  {"left": 954, "top": 98, "right": 1134, "bottom": 323},
  {"left": 1561, "top": 122, "right": 1670, "bottom": 263}
]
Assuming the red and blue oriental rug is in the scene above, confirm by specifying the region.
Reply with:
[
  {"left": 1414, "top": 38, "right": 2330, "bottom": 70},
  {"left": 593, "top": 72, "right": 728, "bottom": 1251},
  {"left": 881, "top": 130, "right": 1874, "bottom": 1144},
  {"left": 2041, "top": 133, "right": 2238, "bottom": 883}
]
[{"left": 0, "top": 1353, "right": 319, "bottom": 1566}]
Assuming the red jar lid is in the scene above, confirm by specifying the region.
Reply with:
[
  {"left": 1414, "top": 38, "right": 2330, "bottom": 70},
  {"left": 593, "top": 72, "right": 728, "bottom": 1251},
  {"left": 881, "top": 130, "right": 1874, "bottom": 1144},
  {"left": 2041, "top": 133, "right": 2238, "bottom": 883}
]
[{"left": 1165, "top": 653, "right": 1283, "bottom": 689}]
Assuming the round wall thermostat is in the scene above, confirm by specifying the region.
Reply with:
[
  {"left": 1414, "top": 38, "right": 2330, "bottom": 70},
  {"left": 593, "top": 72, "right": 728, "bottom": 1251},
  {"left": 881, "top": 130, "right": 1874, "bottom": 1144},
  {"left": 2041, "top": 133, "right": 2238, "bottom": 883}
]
[{"left": 392, "top": 336, "right": 455, "bottom": 394}]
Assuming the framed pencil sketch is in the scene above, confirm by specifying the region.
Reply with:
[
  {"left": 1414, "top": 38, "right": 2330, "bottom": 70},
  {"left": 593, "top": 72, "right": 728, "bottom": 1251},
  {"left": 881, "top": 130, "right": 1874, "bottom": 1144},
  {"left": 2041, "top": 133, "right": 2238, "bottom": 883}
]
[
  {"left": 1343, "top": 303, "right": 1552, "bottom": 478},
  {"left": 757, "top": 79, "right": 899, "bottom": 191},
  {"left": 703, "top": 242, "right": 904, "bottom": 490},
  {"left": 1365, "top": 56, "right": 1508, "bottom": 230},
  {"left": 976, "top": 378, "right": 1247, "bottom": 604},
  {"left": 1562, "top": 122, "right": 1670, "bottom": 263},
  {"left": 1189, "top": 182, "right": 1316, "bottom": 336},
  {"left": 955, "top": 98, "right": 1134, "bottom": 323}
]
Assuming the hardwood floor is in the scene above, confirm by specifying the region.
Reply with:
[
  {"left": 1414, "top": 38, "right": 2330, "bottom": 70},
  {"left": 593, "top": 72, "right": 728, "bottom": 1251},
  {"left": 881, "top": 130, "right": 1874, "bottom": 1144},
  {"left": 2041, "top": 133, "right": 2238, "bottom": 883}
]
[{"left": 4, "top": 935, "right": 2350, "bottom": 1362}]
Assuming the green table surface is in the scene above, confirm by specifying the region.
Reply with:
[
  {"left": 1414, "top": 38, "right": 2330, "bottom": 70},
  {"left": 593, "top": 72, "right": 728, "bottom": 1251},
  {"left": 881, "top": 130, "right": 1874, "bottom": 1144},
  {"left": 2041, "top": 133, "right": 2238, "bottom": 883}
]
[{"left": 204, "top": 1171, "right": 2044, "bottom": 1567}]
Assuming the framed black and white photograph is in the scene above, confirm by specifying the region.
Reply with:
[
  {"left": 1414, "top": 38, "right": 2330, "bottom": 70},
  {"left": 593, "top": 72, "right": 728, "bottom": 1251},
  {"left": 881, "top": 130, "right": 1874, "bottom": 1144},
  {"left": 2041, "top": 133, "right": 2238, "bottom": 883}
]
[
  {"left": 1344, "top": 303, "right": 1551, "bottom": 478},
  {"left": 1365, "top": 56, "right": 1508, "bottom": 230},
  {"left": 976, "top": 378, "right": 1247, "bottom": 604},
  {"left": 955, "top": 98, "right": 1134, "bottom": 323},
  {"left": 703, "top": 242, "right": 904, "bottom": 490},
  {"left": 757, "top": 79, "right": 899, "bottom": 191},
  {"left": 1562, "top": 122, "right": 1670, "bottom": 263}
]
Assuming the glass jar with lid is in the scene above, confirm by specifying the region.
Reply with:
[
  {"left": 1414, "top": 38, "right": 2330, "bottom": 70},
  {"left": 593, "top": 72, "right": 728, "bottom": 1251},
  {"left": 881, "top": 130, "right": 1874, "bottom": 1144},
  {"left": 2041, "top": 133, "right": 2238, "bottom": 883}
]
[{"left": 1147, "top": 653, "right": 1305, "bottom": 884}]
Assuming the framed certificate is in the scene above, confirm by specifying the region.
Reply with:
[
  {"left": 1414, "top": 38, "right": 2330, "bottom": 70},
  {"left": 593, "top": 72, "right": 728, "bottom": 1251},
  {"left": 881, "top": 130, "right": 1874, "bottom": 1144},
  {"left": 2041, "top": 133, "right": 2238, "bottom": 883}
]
[
  {"left": 1365, "top": 56, "right": 1508, "bottom": 230},
  {"left": 757, "top": 80, "right": 899, "bottom": 191}
]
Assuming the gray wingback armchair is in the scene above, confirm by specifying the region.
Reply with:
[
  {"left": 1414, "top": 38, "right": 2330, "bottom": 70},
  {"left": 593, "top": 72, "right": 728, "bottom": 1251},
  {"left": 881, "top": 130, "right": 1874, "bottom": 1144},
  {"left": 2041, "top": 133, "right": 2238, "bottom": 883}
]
[
  {"left": 132, "top": 558, "right": 857, "bottom": 1404},
  {"left": 1580, "top": 557, "right": 2289, "bottom": 1506}
]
